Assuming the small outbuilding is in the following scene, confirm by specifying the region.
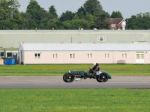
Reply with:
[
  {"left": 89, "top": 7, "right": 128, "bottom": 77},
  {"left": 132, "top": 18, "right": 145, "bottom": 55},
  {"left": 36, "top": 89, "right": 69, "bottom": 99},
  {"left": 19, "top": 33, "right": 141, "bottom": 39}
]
[
  {"left": 19, "top": 43, "right": 150, "bottom": 64},
  {"left": 106, "top": 18, "right": 126, "bottom": 30}
]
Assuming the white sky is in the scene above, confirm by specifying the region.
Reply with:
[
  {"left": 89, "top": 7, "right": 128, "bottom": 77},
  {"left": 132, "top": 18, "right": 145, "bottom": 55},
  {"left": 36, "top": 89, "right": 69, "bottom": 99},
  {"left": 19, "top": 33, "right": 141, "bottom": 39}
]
[{"left": 19, "top": 0, "right": 150, "bottom": 18}]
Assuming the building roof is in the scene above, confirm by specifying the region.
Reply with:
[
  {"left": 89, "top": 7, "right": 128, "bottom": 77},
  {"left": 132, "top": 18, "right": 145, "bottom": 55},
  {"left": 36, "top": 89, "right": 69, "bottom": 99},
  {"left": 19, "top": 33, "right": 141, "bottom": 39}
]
[
  {"left": 106, "top": 18, "right": 123, "bottom": 25},
  {"left": 0, "top": 30, "right": 150, "bottom": 49},
  {"left": 21, "top": 43, "right": 150, "bottom": 51}
]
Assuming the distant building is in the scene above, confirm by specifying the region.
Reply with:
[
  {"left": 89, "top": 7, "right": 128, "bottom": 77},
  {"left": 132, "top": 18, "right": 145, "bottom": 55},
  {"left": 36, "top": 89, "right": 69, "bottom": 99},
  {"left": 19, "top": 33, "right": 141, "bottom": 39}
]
[
  {"left": 0, "top": 30, "right": 149, "bottom": 49},
  {"left": 0, "top": 30, "right": 150, "bottom": 64},
  {"left": 121, "top": 20, "right": 126, "bottom": 30},
  {"left": 19, "top": 43, "right": 150, "bottom": 64},
  {"left": 106, "top": 18, "right": 126, "bottom": 30}
]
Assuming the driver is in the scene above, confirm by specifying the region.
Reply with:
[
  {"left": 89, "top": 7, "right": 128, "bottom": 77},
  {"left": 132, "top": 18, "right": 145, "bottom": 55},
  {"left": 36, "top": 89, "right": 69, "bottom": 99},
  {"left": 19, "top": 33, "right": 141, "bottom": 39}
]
[{"left": 89, "top": 63, "right": 100, "bottom": 73}]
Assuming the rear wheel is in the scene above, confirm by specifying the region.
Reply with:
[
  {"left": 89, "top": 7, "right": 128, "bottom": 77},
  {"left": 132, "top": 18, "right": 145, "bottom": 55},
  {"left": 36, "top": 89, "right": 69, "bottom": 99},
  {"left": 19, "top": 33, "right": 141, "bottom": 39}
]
[
  {"left": 96, "top": 72, "right": 108, "bottom": 82},
  {"left": 63, "top": 73, "right": 74, "bottom": 83}
]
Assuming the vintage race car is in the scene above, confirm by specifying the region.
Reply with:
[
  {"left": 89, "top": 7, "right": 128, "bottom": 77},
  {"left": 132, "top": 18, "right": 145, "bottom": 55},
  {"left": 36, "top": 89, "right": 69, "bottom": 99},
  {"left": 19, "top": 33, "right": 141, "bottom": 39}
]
[{"left": 63, "top": 70, "right": 111, "bottom": 83}]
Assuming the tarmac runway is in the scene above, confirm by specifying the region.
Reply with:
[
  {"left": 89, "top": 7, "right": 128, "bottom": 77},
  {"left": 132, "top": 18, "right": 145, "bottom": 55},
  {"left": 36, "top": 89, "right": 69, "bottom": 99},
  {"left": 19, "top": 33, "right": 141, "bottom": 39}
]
[{"left": 0, "top": 76, "right": 150, "bottom": 89}]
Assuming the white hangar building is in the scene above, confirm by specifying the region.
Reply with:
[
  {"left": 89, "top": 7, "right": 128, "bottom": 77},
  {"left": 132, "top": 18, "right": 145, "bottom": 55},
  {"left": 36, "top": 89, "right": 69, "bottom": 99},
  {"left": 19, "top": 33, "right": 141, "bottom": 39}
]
[
  {"left": 0, "top": 30, "right": 150, "bottom": 49},
  {"left": 19, "top": 43, "right": 150, "bottom": 64},
  {"left": 0, "top": 30, "right": 150, "bottom": 64}
]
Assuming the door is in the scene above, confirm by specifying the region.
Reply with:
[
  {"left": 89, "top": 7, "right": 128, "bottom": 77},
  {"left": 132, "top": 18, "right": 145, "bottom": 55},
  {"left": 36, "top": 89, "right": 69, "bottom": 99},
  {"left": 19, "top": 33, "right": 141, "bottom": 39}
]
[{"left": 136, "top": 52, "right": 144, "bottom": 64}]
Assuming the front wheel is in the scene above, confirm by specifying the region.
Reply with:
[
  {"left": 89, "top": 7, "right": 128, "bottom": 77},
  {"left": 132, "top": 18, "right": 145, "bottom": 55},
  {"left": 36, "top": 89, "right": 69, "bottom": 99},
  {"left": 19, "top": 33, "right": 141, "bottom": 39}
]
[
  {"left": 96, "top": 72, "right": 108, "bottom": 82},
  {"left": 63, "top": 73, "right": 75, "bottom": 83}
]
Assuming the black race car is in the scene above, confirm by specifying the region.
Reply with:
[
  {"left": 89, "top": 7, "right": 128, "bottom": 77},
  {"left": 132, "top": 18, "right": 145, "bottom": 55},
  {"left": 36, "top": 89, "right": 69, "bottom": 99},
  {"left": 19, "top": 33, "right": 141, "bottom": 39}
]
[{"left": 63, "top": 64, "right": 111, "bottom": 83}]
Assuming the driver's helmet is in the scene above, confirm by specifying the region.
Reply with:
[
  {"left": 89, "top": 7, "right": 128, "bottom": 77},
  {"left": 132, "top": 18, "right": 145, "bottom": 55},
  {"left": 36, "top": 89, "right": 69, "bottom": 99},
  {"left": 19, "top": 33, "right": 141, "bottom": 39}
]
[
  {"left": 96, "top": 63, "right": 99, "bottom": 66},
  {"left": 93, "top": 63, "right": 99, "bottom": 65}
]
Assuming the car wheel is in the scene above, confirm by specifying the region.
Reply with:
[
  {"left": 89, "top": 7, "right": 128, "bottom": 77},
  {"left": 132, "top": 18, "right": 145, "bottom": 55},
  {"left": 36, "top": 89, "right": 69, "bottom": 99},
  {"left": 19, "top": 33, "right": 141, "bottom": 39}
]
[
  {"left": 63, "top": 73, "right": 74, "bottom": 83},
  {"left": 96, "top": 72, "right": 108, "bottom": 82}
]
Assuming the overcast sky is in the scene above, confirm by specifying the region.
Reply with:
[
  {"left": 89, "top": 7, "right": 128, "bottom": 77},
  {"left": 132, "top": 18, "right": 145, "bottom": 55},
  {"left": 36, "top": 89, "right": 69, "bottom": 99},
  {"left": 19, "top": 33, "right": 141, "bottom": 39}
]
[{"left": 19, "top": 0, "right": 150, "bottom": 18}]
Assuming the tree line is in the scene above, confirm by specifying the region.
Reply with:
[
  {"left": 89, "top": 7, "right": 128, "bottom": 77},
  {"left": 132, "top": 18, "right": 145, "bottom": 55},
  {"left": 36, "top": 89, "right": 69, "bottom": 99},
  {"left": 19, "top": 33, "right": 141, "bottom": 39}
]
[{"left": 0, "top": 0, "right": 150, "bottom": 30}]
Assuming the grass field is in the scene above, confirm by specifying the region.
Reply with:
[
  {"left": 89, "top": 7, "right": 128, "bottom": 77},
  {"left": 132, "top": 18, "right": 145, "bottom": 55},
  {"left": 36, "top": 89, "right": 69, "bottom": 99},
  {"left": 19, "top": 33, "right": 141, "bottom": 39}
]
[
  {"left": 0, "top": 64, "right": 150, "bottom": 76},
  {"left": 0, "top": 89, "right": 150, "bottom": 112}
]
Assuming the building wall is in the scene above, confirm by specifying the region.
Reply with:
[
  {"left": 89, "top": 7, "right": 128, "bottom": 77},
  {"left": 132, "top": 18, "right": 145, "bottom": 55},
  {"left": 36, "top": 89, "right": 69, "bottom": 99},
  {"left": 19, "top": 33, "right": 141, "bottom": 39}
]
[
  {"left": 0, "top": 58, "right": 4, "bottom": 65},
  {"left": 0, "top": 30, "right": 150, "bottom": 48},
  {"left": 143, "top": 51, "right": 150, "bottom": 64},
  {"left": 22, "top": 51, "right": 150, "bottom": 64}
]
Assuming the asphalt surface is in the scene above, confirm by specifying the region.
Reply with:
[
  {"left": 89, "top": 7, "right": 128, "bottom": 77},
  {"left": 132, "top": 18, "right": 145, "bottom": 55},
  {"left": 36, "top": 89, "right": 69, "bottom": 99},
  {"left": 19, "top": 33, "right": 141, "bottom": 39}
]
[{"left": 0, "top": 76, "right": 150, "bottom": 89}]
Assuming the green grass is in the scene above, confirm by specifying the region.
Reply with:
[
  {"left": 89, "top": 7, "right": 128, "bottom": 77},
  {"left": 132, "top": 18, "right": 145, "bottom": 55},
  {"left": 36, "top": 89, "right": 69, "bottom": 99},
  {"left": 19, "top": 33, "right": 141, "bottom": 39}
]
[
  {"left": 0, "top": 64, "right": 150, "bottom": 76},
  {"left": 0, "top": 89, "right": 150, "bottom": 112}
]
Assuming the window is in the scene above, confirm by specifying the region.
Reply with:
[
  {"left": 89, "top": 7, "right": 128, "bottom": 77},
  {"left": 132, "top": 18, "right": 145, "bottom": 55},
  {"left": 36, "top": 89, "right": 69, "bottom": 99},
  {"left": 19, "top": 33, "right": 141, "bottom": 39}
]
[
  {"left": 136, "top": 54, "right": 144, "bottom": 59},
  {"left": 88, "top": 53, "right": 92, "bottom": 58},
  {"left": 70, "top": 54, "right": 73, "bottom": 58},
  {"left": 105, "top": 53, "right": 110, "bottom": 58},
  {"left": 53, "top": 54, "right": 58, "bottom": 59},
  {"left": 70, "top": 53, "right": 75, "bottom": 59},
  {"left": 7, "top": 52, "right": 12, "bottom": 58},
  {"left": 35, "top": 53, "right": 41, "bottom": 58},
  {"left": 136, "top": 52, "right": 144, "bottom": 59},
  {"left": 122, "top": 53, "right": 127, "bottom": 58},
  {"left": 12, "top": 53, "right": 17, "bottom": 59},
  {"left": 35, "top": 53, "right": 38, "bottom": 57},
  {"left": 141, "top": 54, "right": 144, "bottom": 59},
  {"left": 0, "top": 52, "right": 4, "bottom": 57},
  {"left": 38, "top": 53, "right": 40, "bottom": 58},
  {"left": 97, "top": 36, "right": 105, "bottom": 42}
]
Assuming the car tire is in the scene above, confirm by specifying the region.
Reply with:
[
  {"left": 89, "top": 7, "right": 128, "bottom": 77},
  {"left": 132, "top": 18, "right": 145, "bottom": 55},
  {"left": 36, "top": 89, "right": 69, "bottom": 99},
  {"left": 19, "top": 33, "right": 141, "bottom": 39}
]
[
  {"left": 63, "top": 73, "right": 75, "bottom": 83},
  {"left": 96, "top": 72, "right": 108, "bottom": 82}
]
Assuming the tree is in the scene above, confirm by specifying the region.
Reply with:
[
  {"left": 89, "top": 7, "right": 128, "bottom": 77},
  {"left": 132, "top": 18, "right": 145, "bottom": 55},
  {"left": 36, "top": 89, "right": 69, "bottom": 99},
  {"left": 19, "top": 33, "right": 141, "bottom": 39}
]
[
  {"left": 0, "top": 0, "right": 9, "bottom": 7},
  {"left": 60, "top": 11, "right": 75, "bottom": 22},
  {"left": 0, "top": 0, "right": 19, "bottom": 19},
  {"left": 111, "top": 11, "right": 123, "bottom": 18},
  {"left": 126, "top": 12, "right": 150, "bottom": 29},
  {"left": 83, "top": 0, "right": 103, "bottom": 16},
  {"left": 26, "top": 0, "right": 48, "bottom": 29},
  {"left": 0, "top": 0, "right": 23, "bottom": 29},
  {"left": 46, "top": 6, "right": 59, "bottom": 29},
  {"left": 71, "top": 19, "right": 90, "bottom": 29},
  {"left": 48, "top": 6, "right": 58, "bottom": 19},
  {"left": 76, "top": 6, "right": 86, "bottom": 18},
  {"left": 8, "top": 0, "right": 20, "bottom": 19},
  {"left": 79, "top": 0, "right": 110, "bottom": 29},
  {"left": 94, "top": 12, "right": 110, "bottom": 29}
]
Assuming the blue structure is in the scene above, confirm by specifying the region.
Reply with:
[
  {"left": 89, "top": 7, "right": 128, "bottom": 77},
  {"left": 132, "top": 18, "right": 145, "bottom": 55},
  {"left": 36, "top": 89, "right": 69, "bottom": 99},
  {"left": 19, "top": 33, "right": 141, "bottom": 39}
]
[{"left": 4, "top": 58, "right": 16, "bottom": 65}]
